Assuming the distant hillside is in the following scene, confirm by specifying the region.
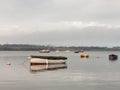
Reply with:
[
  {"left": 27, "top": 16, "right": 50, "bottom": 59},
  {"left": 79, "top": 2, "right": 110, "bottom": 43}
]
[
  {"left": 0, "top": 44, "right": 120, "bottom": 51},
  {"left": 0, "top": 44, "right": 54, "bottom": 51}
]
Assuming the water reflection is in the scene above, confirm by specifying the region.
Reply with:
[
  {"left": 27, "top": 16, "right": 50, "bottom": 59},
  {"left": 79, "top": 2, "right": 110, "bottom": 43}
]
[
  {"left": 109, "top": 59, "right": 118, "bottom": 62},
  {"left": 30, "top": 64, "right": 67, "bottom": 73}
]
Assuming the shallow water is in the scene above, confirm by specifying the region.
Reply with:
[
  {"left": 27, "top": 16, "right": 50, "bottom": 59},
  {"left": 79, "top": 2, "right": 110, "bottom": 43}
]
[{"left": 0, "top": 51, "right": 120, "bottom": 90}]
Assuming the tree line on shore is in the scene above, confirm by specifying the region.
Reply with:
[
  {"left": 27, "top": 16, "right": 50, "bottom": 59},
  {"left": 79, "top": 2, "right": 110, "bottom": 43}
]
[{"left": 0, "top": 44, "right": 120, "bottom": 51}]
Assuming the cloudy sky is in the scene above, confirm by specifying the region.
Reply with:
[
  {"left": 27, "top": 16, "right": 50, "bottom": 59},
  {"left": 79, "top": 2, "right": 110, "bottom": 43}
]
[{"left": 0, "top": 0, "right": 120, "bottom": 46}]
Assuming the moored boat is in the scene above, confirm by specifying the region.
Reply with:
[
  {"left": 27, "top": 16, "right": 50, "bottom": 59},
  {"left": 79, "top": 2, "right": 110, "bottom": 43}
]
[
  {"left": 74, "top": 50, "right": 84, "bottom": 53},
  {"left": 28, "top": 55, "right": 67, "bottom": 65},
  {"left": 80, "top": 54, "right": 89, "bottom": 58},
  {"left": 39, "top": 50, "right": 50, "bottom": 53},
  {"left": 109, "top": 54, "right": 118, "bottom": 60}
]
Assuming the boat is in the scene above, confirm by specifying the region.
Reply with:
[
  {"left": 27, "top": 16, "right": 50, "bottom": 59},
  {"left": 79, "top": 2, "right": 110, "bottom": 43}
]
[
  {"left": 80, "top": 54, "right": 89, "bottom": 58},
  {"left": 30, "top": 64, "right": 67, "bottom": 72},
  {"left": 74, "top": 51, "right": 79, "bottom": 53},
  {"left": 65, "top": 50, "right": 71, "bottom": 52},
  {"left": 109, "top": 54, "right": 118, "bottom": 60},
  {"left": 39, "top": 50, "right": 50, "bottom": 53},
  {"left": 74, "top": 50, "right": 84, "bottom": 53},
  {"left": 55, "top": 50, "right": 60, "bottom": 52},
  {"left": 28, "top": 55, "right": 67, "bottom": 65}
]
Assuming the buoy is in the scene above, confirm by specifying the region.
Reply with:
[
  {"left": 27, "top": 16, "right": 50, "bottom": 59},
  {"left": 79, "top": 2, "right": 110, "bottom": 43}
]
[{"left": 6, "top": 62, "right": 11, "bottom": 66}]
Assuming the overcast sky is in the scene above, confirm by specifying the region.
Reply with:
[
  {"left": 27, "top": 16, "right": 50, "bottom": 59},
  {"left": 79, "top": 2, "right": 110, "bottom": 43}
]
[{"left": 0, "top": 0, "right": 120, "bottom": 46}]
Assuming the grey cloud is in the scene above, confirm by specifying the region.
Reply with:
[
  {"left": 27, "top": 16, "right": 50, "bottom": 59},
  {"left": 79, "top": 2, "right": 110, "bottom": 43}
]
[
  {"left": 0, "top": 0, "right": 120, "bottom": 46},
  {"left": 1, "top": 27, "right": 120, "bottom": 46},
  {"left": 0, "top": 0, "right": 120, "bottom": 23}
]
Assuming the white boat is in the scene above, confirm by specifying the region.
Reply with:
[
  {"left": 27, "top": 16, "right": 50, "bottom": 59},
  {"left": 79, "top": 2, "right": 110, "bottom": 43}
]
[
  {"left": 30, "top": 64, "right": 67, "bottom": 72},
  {"left": 39, "top": 50, "right": 50, "bottom": 53},
  {"left": 28, "top": 55, "right": 67, "bottom": 65}
]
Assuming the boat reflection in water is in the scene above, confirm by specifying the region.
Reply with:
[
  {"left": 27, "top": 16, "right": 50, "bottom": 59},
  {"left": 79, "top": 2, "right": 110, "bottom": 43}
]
[{"left": 30, "top": 64, "right": 67, "bottom": 73}]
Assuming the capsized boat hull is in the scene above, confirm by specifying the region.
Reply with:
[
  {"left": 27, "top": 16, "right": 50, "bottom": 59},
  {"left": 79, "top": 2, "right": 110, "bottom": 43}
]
[
  {"left": 30, "top": 58, "right": 66, "bottom": 65},
  {"left": 28, "top": 55, "right": 67, "bottom": 65}
]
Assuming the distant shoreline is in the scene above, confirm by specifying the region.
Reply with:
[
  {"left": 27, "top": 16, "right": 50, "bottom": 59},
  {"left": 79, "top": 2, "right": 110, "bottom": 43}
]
[{"left": 0, "top": 44, "right": 120, "bottom": 51}]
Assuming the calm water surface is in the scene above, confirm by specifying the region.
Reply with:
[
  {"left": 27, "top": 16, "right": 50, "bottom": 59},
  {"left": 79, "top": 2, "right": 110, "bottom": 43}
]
[{"left": 0, "top": 51, "right": 120, "bottom": 90}]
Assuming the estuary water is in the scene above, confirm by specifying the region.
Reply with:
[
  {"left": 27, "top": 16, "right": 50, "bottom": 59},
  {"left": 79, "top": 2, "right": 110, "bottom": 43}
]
[{"left": 0, "top": 51, "right": 120, "bottom": 90}]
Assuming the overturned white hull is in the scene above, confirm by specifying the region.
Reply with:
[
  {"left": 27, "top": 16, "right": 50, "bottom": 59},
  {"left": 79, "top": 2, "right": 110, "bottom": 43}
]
[
  {"left": 28, "top": 55, "right": 67, "bottom": 65},
  {"left": 30, "top": 58, "right": 66, "bottom": 65}
]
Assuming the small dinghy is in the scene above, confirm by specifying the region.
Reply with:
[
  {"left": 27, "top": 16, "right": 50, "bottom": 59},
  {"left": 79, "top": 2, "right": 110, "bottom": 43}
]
[
  {"left": 109, "top": 54, "right": 118, "bottom": 60},
  {"left": 28, "top": 55, "right": 67, "bottom": 65}
]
